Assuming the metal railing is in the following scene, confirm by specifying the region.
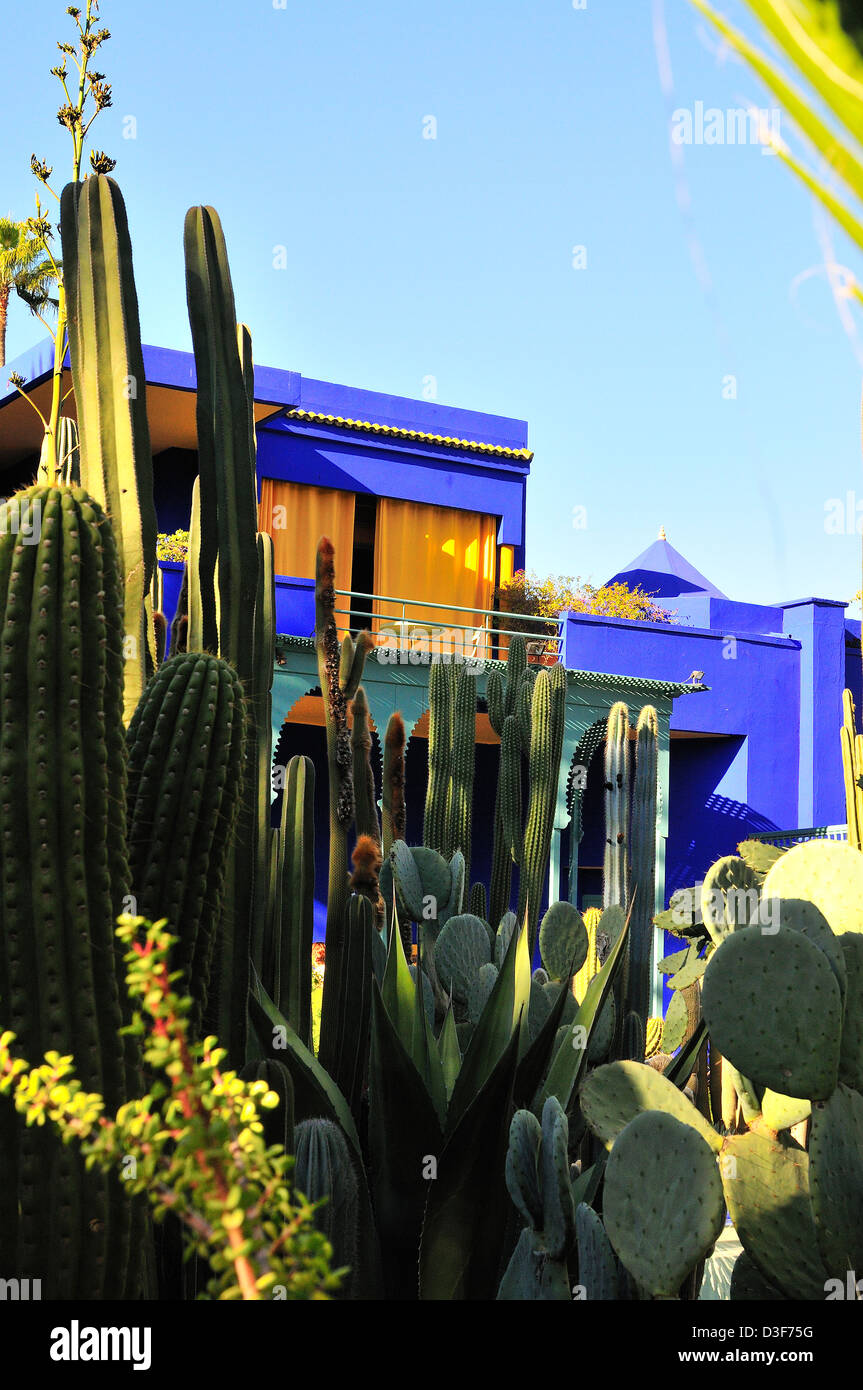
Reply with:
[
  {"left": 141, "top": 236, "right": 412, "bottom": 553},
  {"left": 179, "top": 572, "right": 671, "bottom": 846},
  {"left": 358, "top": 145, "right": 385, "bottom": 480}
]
[
  {"left": 750, "top": 825, "right": 848, "bottom": 847},
  {"left": 332, "top": 589, "right": 565, "bottom": 666}
]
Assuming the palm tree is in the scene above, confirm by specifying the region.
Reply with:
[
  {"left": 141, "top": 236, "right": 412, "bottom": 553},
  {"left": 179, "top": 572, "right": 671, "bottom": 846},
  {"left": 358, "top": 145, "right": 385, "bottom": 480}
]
[{"left": 0, "top": 217, "right": 59, "bottom": 368}]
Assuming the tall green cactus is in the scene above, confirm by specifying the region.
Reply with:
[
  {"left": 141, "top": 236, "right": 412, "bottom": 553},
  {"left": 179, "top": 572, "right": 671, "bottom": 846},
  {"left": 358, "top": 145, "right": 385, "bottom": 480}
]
[
  {"left": 488, "top": 638, "right": 529, "bottom": 926},
  {"left": 182, "top": 206, "right": 272, "bottom": 1064},
  {"left": 294, "top": 1117, "right": 360, "bottom": 1295},
  {"left": 267, "top": 755, "right": 316, "bottom": 1045},
  {"left": 447, "top": 664, "right": 477, "bottom": 884},
  {"left": 381, "top": 712, "right": 406, "bottom": 855},
  {"left": 517, "top": 664, "right": 567, "bottom": 950},
  {"left": 424, "top": 660, "right": 452, "bottom": 854},
  {"left": 316, "top": 538, "right": 372, "bottom": 1078},
  {"left": 61, "top": 175, "right": 158, "bottom": 722},
  {"left": 0, "top": 485, "right": 144, "bottom": 1299},
  {"left": 628, "top": 705, "right": 658, "bottom": 1025},
  {"left": 183, "top": 207, "right": 259, "bottom": 672},
  {"left": 351, "top": 686, "right": 380, "bottom": 843},
  {"left": 126, "top": 653, "right": 246, "bottom": 1038},
  {"left": 603, "top": 701, "right": 630, "bottom": 912}
]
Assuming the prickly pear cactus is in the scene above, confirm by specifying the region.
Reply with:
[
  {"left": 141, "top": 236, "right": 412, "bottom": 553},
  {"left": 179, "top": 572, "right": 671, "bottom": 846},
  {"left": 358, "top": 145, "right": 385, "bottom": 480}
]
[
  {"left": 498, "top": 1097, "right": 574, "bottom": 1300},
  {"left": 602, "top": 1110, "right": 725, "bottom": 1299},
  {"left": 538, "top": 901, "right": 588, "bottom": 983}
]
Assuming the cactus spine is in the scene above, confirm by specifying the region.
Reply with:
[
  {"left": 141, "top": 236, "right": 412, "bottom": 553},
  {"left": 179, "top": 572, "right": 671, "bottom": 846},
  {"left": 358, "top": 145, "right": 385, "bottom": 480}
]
[{"left": 0, "top": 486, "right": 143, "bottom": 1299}]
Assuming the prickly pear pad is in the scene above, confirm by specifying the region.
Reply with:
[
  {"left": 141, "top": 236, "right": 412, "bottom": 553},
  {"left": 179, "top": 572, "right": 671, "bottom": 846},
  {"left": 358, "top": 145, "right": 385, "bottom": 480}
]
[
  {"left": 701, "top": 927, "right": 841, "bottom": 1099},
  {"left": 762, "top": 839, "right": 863, "bottom": 936},
  {"left": 603, "top": 1111, "right": 725, "bottom": 1298},
  {"left": 581, "top": 1059, "right": 722, "bottom": 1152},
  {"left": 809, "top": 1083, "right": 863, "bottom": 1279},
  {"left": 721, "top": 1131, "right": 827, "bottom": 1300}
]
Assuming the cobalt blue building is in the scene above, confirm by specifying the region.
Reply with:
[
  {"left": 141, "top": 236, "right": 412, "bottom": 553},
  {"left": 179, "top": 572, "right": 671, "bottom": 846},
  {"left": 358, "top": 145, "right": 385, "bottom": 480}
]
[{"left": 1, "top": 338, "right": 855, "bottom": 1009}]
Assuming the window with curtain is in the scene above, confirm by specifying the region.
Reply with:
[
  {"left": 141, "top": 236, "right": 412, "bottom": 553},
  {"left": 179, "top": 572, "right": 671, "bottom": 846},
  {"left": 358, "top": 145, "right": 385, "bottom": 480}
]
[
  {"left": 372, "top": 498, "right": 497, "bottom": 654},
  {"left": 258, "top": 479, "right": 356, "bottom": 587}
]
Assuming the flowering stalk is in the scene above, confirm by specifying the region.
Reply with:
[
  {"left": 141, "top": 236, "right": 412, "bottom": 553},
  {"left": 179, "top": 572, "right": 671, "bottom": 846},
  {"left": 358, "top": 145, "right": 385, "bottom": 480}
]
[{"left": 14, "top": 2, "right": 116, "bottom": 480}]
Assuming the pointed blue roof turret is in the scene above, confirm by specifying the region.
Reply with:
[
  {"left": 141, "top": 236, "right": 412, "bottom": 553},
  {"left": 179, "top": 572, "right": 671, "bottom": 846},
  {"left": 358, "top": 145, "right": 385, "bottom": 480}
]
[{"left": 606, "top": 528, "right": 726, "bottom": 600}]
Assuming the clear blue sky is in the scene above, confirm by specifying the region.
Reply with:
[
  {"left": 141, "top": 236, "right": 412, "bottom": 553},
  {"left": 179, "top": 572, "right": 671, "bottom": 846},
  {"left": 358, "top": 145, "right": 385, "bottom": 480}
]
[{"left": 3, "top": 0, "right": 861, "bottom": 611}]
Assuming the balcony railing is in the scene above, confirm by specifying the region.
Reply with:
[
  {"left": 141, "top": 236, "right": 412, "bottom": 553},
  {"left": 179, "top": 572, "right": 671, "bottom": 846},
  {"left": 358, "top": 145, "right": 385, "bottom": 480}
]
[
  {"left": 333, "top": 588, "right": 565, "bottom": 666},
  {"left": 750, "top": 825, "right": 848, "bottom": 847}
]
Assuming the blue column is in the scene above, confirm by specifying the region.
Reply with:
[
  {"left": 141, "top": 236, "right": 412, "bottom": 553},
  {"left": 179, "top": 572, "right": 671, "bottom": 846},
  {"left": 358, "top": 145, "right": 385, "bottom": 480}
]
[{"left": 781, "top": 599, "right": 847, "bottom": 826}]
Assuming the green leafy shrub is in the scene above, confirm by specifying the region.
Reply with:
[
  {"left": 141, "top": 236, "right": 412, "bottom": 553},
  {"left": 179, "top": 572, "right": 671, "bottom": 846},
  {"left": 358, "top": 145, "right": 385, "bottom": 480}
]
[
  {"left": 156, "top": 528, "right": 190, "bottom": 563},
  {"left": 0, "top": 916, "right": 343, "bottom": 1302}
]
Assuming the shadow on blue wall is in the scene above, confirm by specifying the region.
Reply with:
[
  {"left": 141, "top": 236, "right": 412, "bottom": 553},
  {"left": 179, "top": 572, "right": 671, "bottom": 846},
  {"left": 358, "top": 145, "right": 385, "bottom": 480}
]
[{"left": 666, "top": 737, "right": 777, "bottom": 900}]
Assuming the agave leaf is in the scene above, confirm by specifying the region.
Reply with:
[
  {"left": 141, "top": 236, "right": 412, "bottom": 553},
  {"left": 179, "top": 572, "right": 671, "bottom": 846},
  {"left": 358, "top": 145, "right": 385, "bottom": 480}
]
[
  {"left": 419, "top": 1029, "right": 522, "bottom": 1300},
  {"left": 381, "top": 892, "right": 419, "bottom": 1065},
  {"left": 247, "top": 974, "right": 361, "bottom": 1157},
  {"left": 368, "top": 983, "right": 444, "bottom": 1298},
  {"left": 437, "top": 999, "right": 462, "bottom": 1102}
]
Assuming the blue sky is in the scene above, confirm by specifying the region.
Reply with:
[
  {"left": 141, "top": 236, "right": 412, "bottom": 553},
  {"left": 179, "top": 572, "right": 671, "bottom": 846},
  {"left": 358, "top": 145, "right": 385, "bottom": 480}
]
[{"left": 3, "top": 0, "right": 861, "bottom": 610}]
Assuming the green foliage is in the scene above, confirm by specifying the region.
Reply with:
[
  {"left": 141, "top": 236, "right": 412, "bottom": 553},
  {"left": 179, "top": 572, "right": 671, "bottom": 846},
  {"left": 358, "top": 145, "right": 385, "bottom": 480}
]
[
  {"left": 0, "top": 918, "right": 342, "bottom": 1301},
  {"left": 156, "top": 529, "right": 190, "bottom": 563},
  {"left": 692, "top": 0, "right": 863, "bottom": 265},
  {"left": 496, "top": 570, "right": 677, "bottom": 632}
]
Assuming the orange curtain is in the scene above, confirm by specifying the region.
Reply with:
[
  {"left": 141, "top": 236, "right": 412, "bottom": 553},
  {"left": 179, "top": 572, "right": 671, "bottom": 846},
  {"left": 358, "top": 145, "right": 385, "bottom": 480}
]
[
  {"left": 497, "top": 545, "right": 515, "bottom": 657},
  {"left": 373, "top": 499, "right": 497, "bottom": 656},
  {"left": 258, "top": 479, "right": 356, "bottom": 587}
]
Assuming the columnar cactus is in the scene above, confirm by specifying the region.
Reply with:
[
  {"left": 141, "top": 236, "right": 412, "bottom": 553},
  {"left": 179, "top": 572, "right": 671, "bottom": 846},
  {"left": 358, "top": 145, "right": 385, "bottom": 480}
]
[
  {"left": 0, "top": 486, "right": 144, "bottom": 1299},
  {"left": 265, "top": 755, "right": 316, "bottom": 1046},
  {"left": 516, "top": 664, "right": 567, "bottom": 950},
  {"left": 447, "top": 664, "right": 477, "bottom": 884},
  {"left": 603, "top": 701, "right": 630, "bottom": 912},
  {"left": 424, "top": 659, "right": 452, "bottom": 854},
  {"left": 381, "top": 712, "right": 406, "bottom": 855},
  {"left": 294, "top": 1118, "right": 360, "bottom": 1294},
  {"left": 315, "top": 538, "right": 371, "bottom": 1077},
  {"left": 628, "top": 704, "right": 658, "bottom": 1025},
  {"left": 61, "top": 175, "right": 158, "bottom": 720},
  {"left": 351, "top": 687, "right": 380, "bottom": 843},
  {"left": 126, "top": 652, "right": 246, "bottom": 1038}
]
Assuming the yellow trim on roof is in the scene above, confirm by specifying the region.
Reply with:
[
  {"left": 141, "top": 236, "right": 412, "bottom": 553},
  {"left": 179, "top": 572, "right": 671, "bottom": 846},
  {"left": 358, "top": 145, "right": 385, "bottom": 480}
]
[{"left": 285, "top": 407, "right": 533, "bottom": 462}]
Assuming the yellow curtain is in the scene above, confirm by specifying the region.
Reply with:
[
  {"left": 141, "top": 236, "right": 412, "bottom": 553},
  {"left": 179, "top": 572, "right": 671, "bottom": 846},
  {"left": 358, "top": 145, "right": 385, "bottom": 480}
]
[
  {"left": 258, "top": 479, "right": 356, "bottom": 586},
  {"left": 373, "top": 499, "right": 497, "bottom": 658},
  {"left": 497, "top": 545, "right": 515, "bottom": 657}
]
